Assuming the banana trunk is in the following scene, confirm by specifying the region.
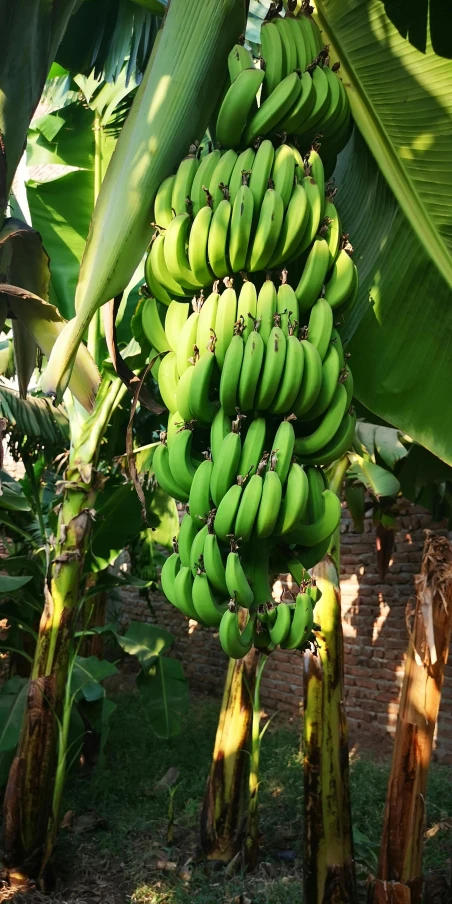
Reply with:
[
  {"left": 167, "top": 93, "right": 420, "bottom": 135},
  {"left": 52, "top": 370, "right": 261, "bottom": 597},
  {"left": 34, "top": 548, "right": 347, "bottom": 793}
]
[
  {"left": 200, "top": 646, "right": 259, "bottom": 862},
  {"left": 303, "top": 547, "right": 358, "bottom": 904},
  {"left": 244, "top": 655, "right": 267, "bottom": 871},
  {"left": 42, "top": 0, "right": 247, "bottom": 403},
  {"left": 368, "top": 534, "right": 452, "bottom": 904},
  {"left": 3, "top": 466, "right": 97, "bottom": 884}
]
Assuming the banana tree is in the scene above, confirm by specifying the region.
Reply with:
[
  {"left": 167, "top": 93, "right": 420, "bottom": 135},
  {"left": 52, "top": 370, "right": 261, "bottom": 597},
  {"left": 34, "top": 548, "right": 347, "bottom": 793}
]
[{"left": 311, "top": 0, "right": 452, "bottom": 466}]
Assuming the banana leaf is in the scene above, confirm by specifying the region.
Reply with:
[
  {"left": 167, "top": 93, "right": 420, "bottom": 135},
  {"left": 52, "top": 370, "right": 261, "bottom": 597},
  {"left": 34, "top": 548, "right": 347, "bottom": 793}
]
[
  {"left": 0, "top": 0, "right": 79, "bottom": 213},
  {"left": 0, "top": 380, "right": 68, "bottom": 445},
  {"left": 313, "top": 0, "right": 452, "bottom": 465}
]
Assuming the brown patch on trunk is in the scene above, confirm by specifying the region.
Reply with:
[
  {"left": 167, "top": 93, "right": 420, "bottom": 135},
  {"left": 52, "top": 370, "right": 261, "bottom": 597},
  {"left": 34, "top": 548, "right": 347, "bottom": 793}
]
[
  {"left": 303, "top": 554, "right": 358, "bottom": 904},
  {"left": 372, "top": 534, "right": 452, "bottom": 904},
  {"left": 200, "top": 648, "right": 259, "bottom": 862}
]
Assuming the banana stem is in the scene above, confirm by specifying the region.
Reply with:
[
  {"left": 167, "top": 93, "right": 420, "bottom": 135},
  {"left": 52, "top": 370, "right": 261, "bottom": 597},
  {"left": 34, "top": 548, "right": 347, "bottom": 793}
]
[
  {"left": 87, "top": 112, "right": 105, "bottom": 369},
  {"left": 244, "top": 653, "right": 267, "bottom": 870}
]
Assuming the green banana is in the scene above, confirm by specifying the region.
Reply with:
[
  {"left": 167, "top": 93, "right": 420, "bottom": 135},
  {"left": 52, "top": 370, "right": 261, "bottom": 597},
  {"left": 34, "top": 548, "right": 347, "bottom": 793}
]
[
  {"left": 260, "top": 21, "right": 284, "bottom": 95},
  {"left": 189, "top": 347, "right": 218, "bottom": 425},
  {"left": 219, "top": 329, "right": 245, "bottom": 416},
  {"left": 172, "top": 154, "right": 199, "bottom": 216},
  {"left": 236, "top": 279, "right": 257, "bottom": 341},
  {"left": 208, "top": 197, "right": 232, "bottom": 279},
  {"left": 280, "top": 591, "right": 314, "bottom": 649},
  {"left": 237, "top": 417, "right": 267, "bottom": 478},
  {"left": 219, "top": 603, "right": 255, "bottom": 658},
  {"left": 214, "top": 482, "right": 243, "bottom": 543},
  {"left": 299, "top": 409, "right": 356, "bottom": 466},
  {"left": 214, "top": 285, "right": 237, "bottom": 369},
  {"left": 343, "top": 365, "right": 354, "bottom": 407},
  {"left": 208, "top": 148, "right": 238, "bottom": 210},
  {"left": 274, "top": 461, "right": 309, "bottom": 535},
  {"left": 324, "top": 249, "right": 355, "bottom": 309},
  {"left": 150, "top": 232, "right": 188, "bottom": 297},
  {"left": 168, "top": 423, "right": 198, "bottom": 494},
  {"left": 210, "top": 421, "right": 242, "bottom": 506},
  {"left": 248, "top": 139, "right": 275, "bottom": 226},
  {"left": 295, "top": 174, "right": 323, "bottom": 257},
  {"left": 237, "top": 324, "right": 265, "bottom": 412},
  {"left": 254, "top": 322, "right": 287, "bottom": 410},
  {"left": 216, "top": 67, "right": 265, "bottom": 149},
  {"left": 292, "top": 63, "right": 330, "bottom": 141},
  {"left": 305, "top": 147, "right": 325, "bottom": 209},
  {"left": 298, "top": 342, "right": 340, "bottom": 421},
  {"left": 288, "top": 537, "right": 331, "bottom": 572},
  {"left": 247, "top": 188, "right": 285, "bottom": 272},
  {"left": 203, "top": 528, "right": 228, "bottom": 594},
  {"left": 229, "top": 183, "right": 254, "bottom": 273},
  {"left": 294, "top": 381, "right": 348, "bottom": 456},
  {"left": 154, "top": 174, "right": 175, "bottom": 228},
  {"left": 210, "top": 408, "right": 232, "bottom": 462},
  {"left": 297, "top": 16, "right": 319, "bottom": 64},
  {"left": 153, "top": 439, "right": 189, "bottom": 503},
  {"left": 173, "top": 565, "right": 198, "bottom": 619},
  {"left": 190, "top": 523, "right": 209, "bottom": 576},
  {"left": 278, "top": 69, "right": 315, "bottom": 134},
  {"left": 271, "top": 143, "right": 296, "bottom": 210},
  {"left": 268, "top": 601, "right": 291, "bottom": 646},
  {"left": 192, "top": 567, "right": 227, "bottom": 626},
  {"left": 141, "top": 296, "right": 168, "bottom": 353},
  {"left": 308, "top": 297, "right": 333, "bottom": 361},
  {"left": 322, "top": 198, "right": 342, "bottom": 269},
  {"left": 176, "top": 309, "right": 200, "bottom": 376},
  {"left": 276, "top": 283, "right": 299, "bottom": 337},
  {"left": 269, "top": 329, "right": 304, "bottom": 415},
  {"left": 234, "top": 470, "right": 264, "bottom": 542},
  {"left": 306, "top": 466, "right": 326, "bottom": 522},
  {"left": 330, "top": 327, "right": 345, "bottom": 369},
  {"left": 144, "top": 255, "right": 173, "bottom": 307},
  {"left": 289, "top": 16, "right": 308, "bottom": 71},
  {"left": 158, "top": 350, "right": 179, "bottom": 412},
  {"left": 164, "top": 213, "right": 202, "bottom": 290},
  {"left": 273, "top": 15, "right": 298, "bottom": 77},
  {"left": 270, "top": 418, "right": 295, "bottom": 484},
  {"left": 176, "top": 363, "right": 195, "bottom": 422},
  {"left": 167, "top": 409, "right": 183, "bottom": 445},
  {"left": 256, "top": 465, "right": 282, "bottom": 538},
  {"left": 161, "top": 547, "right": 181, "bottom": 605},
  {"left": 229, "top": 148, "right": 256, "bottom": 203},
  {"left": 190, "top": 148, "right": 222, "bottom": 216},
  {"left": 178, "top": 513, "right": 199, "bottom": 568},
  {"left": 292, "top": 339, "right": 322, "bottom": 416},
  {"left": 188, "top": 206, "right": 214, "bottom": 287},
  {"left": 196, "top": 291, "right": 219, "bottom": 354},
  {"left": 228, "top": 43, "right": 254, "bottom": 81},
  {"left": 164, "top": 300, "right": 189, "bottom": 352},
  {"left": 287, "top": 488, "right": 341, "bottom": 546},
  {"left": 267, "top": 182, "right": 309, "bottom": 267},
  {"left": 256, "top": 280, "right": 277, "bottom": 345},
  {"left": 226, "top": 548, "right": 254, "bottom": 607},
  {"left": 295, "top": 237, "right": 331, "bottom": 312},
  {"left": 242, "top": 72, "right": 302, "bottom": 146},
  {"left": 188, "top": 457, "right": 213, "bottom": 526}
]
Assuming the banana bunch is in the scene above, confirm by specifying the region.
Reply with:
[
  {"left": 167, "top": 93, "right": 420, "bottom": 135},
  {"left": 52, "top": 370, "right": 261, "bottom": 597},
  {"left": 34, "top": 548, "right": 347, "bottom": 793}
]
[
  {"left": 216, "top": 18, "right": 351, "bottom": 164},
  {"left": 145, "top": 139, "right": 357, "bottom": 304},
  {"left": 140, "top": 8, "right": 359, "bottom": 659}
]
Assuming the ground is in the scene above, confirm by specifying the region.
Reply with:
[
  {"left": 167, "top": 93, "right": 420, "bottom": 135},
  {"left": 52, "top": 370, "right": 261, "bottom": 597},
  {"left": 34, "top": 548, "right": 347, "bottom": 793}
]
[{"left": 3, "top": 690, "right": 452, "bottom": 904}]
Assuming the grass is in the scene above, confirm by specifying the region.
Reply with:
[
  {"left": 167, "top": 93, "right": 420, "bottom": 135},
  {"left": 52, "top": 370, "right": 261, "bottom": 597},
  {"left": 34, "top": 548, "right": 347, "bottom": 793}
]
[{"left": 40, "top": 691, "right": 452, "bottom": 903}]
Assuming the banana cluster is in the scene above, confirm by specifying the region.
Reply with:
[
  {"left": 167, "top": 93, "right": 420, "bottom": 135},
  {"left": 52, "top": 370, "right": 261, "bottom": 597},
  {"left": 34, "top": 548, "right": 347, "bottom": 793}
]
[
  {"left": 141, "top": 10, "right": 358, "bottom": 659},
  {"left": 146, "top": 142, "right": 357, "bottom": 305},
  {"left": 216, "top": 17, "right": 350, "bottom": 166}
]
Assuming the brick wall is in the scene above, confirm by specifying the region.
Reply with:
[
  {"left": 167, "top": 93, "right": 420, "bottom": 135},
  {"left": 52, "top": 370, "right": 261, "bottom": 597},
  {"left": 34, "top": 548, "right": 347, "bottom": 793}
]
[{"left": 120, "top": 500, "right": 452, "bottom": 762}]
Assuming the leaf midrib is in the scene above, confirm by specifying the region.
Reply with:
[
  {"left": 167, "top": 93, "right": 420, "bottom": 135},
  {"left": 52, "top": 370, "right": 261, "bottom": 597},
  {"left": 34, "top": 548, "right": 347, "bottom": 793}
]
[{"left": 314, "top": 2, "right": 452, "bottom": 292}]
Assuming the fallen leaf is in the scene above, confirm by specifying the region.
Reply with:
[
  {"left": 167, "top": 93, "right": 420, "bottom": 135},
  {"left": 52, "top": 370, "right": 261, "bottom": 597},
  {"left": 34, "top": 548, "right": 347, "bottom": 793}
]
[
  {"left": 152, "top": 766, "right": 180, "bottom": 794},
  {"left": 72, "top": 812, "right": 108, "bottom": 834},
  {"left": 60, "top": 810, "right": 74, "bottom": 829}
]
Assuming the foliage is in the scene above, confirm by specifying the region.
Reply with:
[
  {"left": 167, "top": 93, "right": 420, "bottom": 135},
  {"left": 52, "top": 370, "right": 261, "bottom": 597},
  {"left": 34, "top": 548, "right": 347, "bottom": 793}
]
[{"left": 313, "top": 0, "right": 452, "bottom": 465}]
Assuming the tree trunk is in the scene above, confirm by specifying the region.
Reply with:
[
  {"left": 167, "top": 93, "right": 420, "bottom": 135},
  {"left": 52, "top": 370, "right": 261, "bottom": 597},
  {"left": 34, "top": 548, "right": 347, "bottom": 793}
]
[
  {"left": 81, "top": 573, "right": 107, "bottom": 659},
  {"left": 244, "top": 655, "right": 267, "bottom": 871},
  {"left": 368, "top": 533, "right": 452, "bottom": 904},
  {"left": 200, "top": 646, "right": 260, "bottom": 863},
  {"left": 2, "top": 462, "right": 97, "bottom": 887},
  {"left": 303, "top": 548, "right": 358, "bottom": 904}
]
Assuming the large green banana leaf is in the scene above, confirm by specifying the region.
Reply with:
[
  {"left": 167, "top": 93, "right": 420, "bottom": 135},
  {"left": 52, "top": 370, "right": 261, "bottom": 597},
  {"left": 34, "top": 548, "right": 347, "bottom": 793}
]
[
  {"left": 0, "top": 0, "right": 79, "bottom": 215},
  {"left": 314, "top": 0, "right": 452, "bottom": 465}
]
